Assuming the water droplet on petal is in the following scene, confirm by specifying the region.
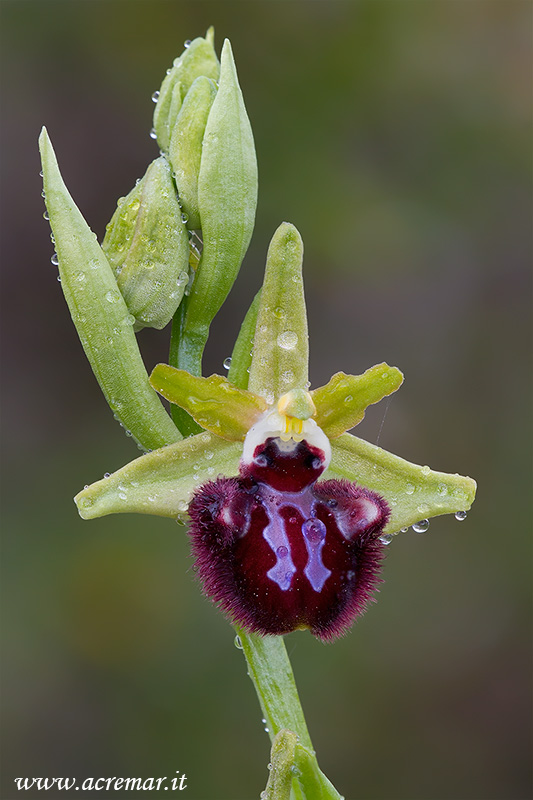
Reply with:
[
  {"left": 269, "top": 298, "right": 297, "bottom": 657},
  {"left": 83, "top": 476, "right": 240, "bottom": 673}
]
[
  {"left": 277, "top": 545, "right": 288, "bottom": 558},
  {"left": 405, "top": 482, "right": 415, "bottom": 495},
  {"left": 51, "top": 253, "right": 59, "bottom": 266},
  {"left": 412, "top": 519, "right": 430, "bottom": 533},
  {"left": 234, "top": 635, "right": 243, "bottom": 650},
  {"left": 379, "top": 533, "right": 394, "bottom": 545},
  {"left": 223, "top": 357, "right": 232, "bottom": 370},
  {"left": 277, "top": 330, "right": 298, "bottom": 350},
  {"left": 151, "top": 90, "right": 160, "bottom": 103},
  {"left": 302, "top": 517, "right": 326, "bottom": 542},
  {"left": 184, "top": 39, "right": 191, "bottom": 48},
  {"left": 149, "top": 127, "right": 157, "bottom": 140},
  {"left": 43, "top": 210, "right": 50, "bottom": 221},
  {"left": 455, "top": 510, "right": 467, "bottom": 521}
]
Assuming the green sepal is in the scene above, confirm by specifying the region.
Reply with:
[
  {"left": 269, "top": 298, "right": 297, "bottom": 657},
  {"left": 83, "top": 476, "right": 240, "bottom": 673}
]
[
  {"left": 149, "top": 364, "right": 268, "bottom": 441},
  {"left": 248, "top": 223, "right": 308, "bottom": 402},
  {"left": 153, "top": 35, "right": 220, "bottom": 151},
  {"left": 227, "top": 289, "right": 261, "bottom": 389},
  {"left": 175, "top": 39, "right": 258, "bottom": 377},
  {"left": 169, "top": 76, "right": 218, "bottom": 231},
  {"left": 39, "top": 128, "right": 181, "bottom": 452},
  {"left": 328, "top": 433, "right": 477, "bottom": 535},
  {"left": 312, "top": 364, "right": 404, "bottom": 438},
  {"left": 263, "top": 730, "right": 297, "bottom": 800},
  {"left": 75, "top": 432, "right": 242, "bottom": 521},
  {"left": 102, "top": 156, "right": 190, "bottom": 330}
]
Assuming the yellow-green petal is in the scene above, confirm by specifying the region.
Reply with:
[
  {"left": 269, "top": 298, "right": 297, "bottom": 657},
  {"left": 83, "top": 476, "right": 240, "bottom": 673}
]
[
  {"left": 312, "top": 364, "right": 404, "bottom": 438},
  {"left": 39, "top": 128, "right": 181, "bottom": 451},
  {"left": 75, "top": 432, "right": 241, "bottom": 521},
  {"left": 150, "top": 365, "right": 267, "bottom": 440},
  {"left": 327, "top": 433, "right": 477, "bottom": 535},
  {"left": 248, "top": 223, "right": 308, "bottom": 402}
]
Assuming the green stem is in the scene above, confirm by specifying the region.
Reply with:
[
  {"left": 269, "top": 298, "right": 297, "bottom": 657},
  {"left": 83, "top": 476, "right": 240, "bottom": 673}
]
[
  {"left": 236, "top": 629, "right": 343, "bottom": 800},
  {"left": 236, "top": 629, "right": 313, "bottom": 750}
]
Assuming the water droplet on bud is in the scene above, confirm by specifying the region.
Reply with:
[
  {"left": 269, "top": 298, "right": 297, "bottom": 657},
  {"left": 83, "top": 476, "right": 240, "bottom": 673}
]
[
  {"left": 455, "top": 510, "right": 467, "bottom": 521},
  {"left": 223, "top": 357, "right": 232, "bottom": 370},
  {"left": 412, "top": 519, "right": 430, "bottom": 533}
]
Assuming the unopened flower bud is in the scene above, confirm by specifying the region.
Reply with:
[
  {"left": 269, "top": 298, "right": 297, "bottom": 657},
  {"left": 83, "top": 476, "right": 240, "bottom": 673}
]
[
  {"left": 169, "top": 75, "right": 218, "bottom": 230},
  {"left": 102, "top": 156, "right": 190, "bottom": 330},
  {"left": 153, "top": 30, "right": 220, "bottom": 152}
]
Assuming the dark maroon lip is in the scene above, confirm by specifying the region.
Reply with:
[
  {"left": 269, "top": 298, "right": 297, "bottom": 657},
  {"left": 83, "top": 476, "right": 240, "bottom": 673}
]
[{"left": 187, "top": 435, "right": 390, "bottom": 641}]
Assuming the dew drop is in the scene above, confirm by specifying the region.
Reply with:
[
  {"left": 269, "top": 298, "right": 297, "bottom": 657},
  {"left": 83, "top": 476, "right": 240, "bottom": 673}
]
[
  {"left": 104, "top": 472, "right": 111, "bottom": 479},
  {"left": 234, "top": 635, "right": 243, "bottom": 650},
  {"left": 151, "top": 90, "right": 160, "bottom": 103},
  {"left": 56, "top": 275, "right": 61, "bottom": 282},
  {"left": 51, "top": 252, "right": 59, "bottom": 266},
  {"left": 401, "top": 527, "right": 408, "bottom": 533},
  {"left": 302, "top": 517, "right": 326, "bottom": 542},
  {"left": 379, "top": 533, "right": 394, "bottom": 546},
  {"left": 437, "top": 483, "right": 448, "bottom": 497},
  {"left": 405, "top": 482, "right": 415, "bottom": 495},
  {"left": 455, "top": 510, "right": 467, "bottom": 521},
  {"left": 105, "top": 290, "right": 119, "bottom": 303},
  {"left": 149, "top": 127, "right": 157, "bottom": 140},
  {"left": 277, "top": 545, "right": 289, "bottom": 558},
  {"left": 223, "top": 357, "right": 232, "bottom": 370},
  {"left": 277, "top": 330, "right": 298, "bottom": 350},
  {"left": 421, "top": 465, "right": 431, "bottom": 476},
  {"left": 43, "top": 210, "right": 50, "bottom": 221},
  {"left": 184, "top": 39, "right": 191, "bottom": 48},
  {"left": 344, "top": 394, "right": 353, "bottom": 403},
  {"left": 412, "top": 519, "right": 430, "bottom": 534},
  {"left": 118, "top": 491, "right": 127, "bottom": 500}
]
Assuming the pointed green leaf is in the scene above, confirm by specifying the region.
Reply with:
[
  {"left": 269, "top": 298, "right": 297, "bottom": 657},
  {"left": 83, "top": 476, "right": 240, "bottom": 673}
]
[
  {"left": 174, "top": 39, "right": 258, "bottom": 376},
  {"left": 39, "top": 128, "right": 181, "bottom": 451},
  {"left": 154, "top": 36, "right": 220, "bottom": 151},
  {"left": 169, "top": 76, "right": 218, "bottom": 230},
  {"left": 103, "top": 156, "right": 190, "bottom": 330},
  {"left": 150, "top": 365, "right": 267, "bottom": 440},
  {"left": 327, "top": 433, "right": 477, "bottom": 535},
  {"left": 312, "top": 364, "right": 404, "bottom": 438},
  {"left": 227, "top": 289, "right": 261, "bottom": 390},
  {"left": 75, "top": 432, "right": 242, "bottom": 521},
  {"left": 248, "top": 223, "right": 308, "bottom": 402}
]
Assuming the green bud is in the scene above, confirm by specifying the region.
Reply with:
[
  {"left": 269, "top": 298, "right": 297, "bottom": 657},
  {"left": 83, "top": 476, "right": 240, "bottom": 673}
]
[
  {"left": 168, "top": 76, "right": 218, "bottom": 231},
  {"left": 174, "top": 39, "right": 258, "bottom": 376},
  {"left": 102, "top": 156, "right": 190, "bottom": 330},
  {"left": 153, "top": 32, "right": 220, "bottom": 152}
]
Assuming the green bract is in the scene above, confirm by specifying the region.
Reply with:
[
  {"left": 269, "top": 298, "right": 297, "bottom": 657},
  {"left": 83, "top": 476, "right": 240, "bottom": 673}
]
[{"left": 38, "top": 129, "right": 181, "bottom": 451}]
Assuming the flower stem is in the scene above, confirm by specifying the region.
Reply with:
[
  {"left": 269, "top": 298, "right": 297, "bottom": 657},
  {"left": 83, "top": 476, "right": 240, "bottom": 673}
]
[{"left": 236, "top": 628, "right": 344, "bottom": 800}]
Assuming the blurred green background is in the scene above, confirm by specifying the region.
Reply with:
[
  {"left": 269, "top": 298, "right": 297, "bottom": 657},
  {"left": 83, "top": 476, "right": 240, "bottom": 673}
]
[{"left": 1, "top": 1, "right": 531, "bottom": 798}]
